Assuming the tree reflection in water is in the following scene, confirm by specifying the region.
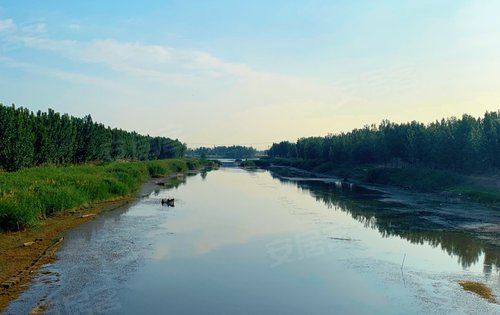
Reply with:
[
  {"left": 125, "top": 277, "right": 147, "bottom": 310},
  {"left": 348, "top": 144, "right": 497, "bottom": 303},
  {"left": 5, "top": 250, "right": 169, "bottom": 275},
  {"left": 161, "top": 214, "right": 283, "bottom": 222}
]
[{"left": 271, "top": 172, "right": 500, "bottom": 277}]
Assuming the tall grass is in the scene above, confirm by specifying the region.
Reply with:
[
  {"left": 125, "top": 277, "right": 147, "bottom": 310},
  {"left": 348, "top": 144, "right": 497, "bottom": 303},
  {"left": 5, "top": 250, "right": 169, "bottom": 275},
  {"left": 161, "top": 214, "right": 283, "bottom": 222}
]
[{"left": 0, "top": 159, "right": 199, "bottom": 230}]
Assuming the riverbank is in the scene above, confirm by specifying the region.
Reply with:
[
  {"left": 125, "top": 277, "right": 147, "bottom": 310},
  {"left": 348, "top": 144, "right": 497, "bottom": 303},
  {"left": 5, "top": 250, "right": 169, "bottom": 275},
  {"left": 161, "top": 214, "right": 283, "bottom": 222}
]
[
  {"left": 0, "top": 158, "right": 218, "bottom": 310},
  {"left": 0, "top": 159, "right": 214, "bottom": 230},
  {"left": 260, "top": 157, "right": 500, "bottom": 206},
  {"left": 0, "top": 197, "right": 133, "bottom": 311},
  {"left": 6, "top": 167, "right": 498, "bottom": 314}
]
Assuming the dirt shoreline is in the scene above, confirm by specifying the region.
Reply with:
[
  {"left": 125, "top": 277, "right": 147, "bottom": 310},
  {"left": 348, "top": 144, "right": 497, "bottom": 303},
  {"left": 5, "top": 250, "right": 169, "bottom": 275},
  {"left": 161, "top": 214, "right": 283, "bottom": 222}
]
[
  {"left": 267, "top": 165, "right": 500, "bottom": 246},
  {"left": 268, "top": 164, "right": 500, "bottom": 206},
  {"left": 0, "top": 197, "right": 134, "bottom": 311},
  {"left": 0, "top": 176, "right": 166, "bottom": 312}
]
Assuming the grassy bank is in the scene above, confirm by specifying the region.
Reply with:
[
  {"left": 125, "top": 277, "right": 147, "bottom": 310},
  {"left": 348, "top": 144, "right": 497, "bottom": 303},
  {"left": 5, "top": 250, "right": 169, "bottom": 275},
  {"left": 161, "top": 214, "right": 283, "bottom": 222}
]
[
  {"left": 0, "top": 158, "right": 218, "bottom": 310},
  {"left": 262, "top": 157, "right": 500, "bottom": 205},
  {"left": 0, "top": 159, "right": 210, "bottom": 230}
]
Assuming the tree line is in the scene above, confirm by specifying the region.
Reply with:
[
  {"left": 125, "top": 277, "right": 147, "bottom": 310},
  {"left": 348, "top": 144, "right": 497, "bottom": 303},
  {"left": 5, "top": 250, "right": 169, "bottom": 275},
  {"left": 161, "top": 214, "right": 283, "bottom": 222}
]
[
  {"left": 267, "top": 111, "right": 500, "bottom": 173},
  {"left": 187, "top": 145, "right": 257, "bottom": 158},
  {"left": 0, "top": 104, "right": 186, "bottom": 171}
]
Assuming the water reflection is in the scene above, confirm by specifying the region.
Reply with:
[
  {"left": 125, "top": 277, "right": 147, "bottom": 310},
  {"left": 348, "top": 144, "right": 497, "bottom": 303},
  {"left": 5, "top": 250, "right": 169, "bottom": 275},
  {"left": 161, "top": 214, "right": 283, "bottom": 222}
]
[
  {"left": 7, "top": 168, "right": 500, "bottom": 314},
  {"left": 270, "top": 172, "right": 500, "bottom": 274}
]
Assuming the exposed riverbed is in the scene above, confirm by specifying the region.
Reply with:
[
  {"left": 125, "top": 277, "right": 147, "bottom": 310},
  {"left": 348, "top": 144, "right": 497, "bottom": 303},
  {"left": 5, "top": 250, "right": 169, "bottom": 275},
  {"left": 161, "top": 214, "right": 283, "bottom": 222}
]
[{"left": 5, "top": 166, "right": 500, "bottom": 314}]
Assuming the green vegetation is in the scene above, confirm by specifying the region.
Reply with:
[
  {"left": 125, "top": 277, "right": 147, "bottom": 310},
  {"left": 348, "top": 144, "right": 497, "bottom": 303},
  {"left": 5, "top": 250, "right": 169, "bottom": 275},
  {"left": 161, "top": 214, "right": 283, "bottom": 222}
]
[
  {"left": 147, "top": 159, "right": 189, "bottom": 177},
  {"left": 363, "top": 167, "right": 500, "bottom": 203},
  {"left": 262, "top": 157, "right": 500, "bottom": 204},
  {"left": 0, "top": 159, "right": 203, "bottom": 230},
  {"left": 0, "top": 104, "right": 186, "bottom": 171},
  {"left": 364, "top": 167, "right": 463, "bottom": 191},
  {"left": 239, "top": 160, "right": 257, "bottom": 168},
  {"left": 268, "top": 112, "right": 500, "bottom": 174},
  {"left": 266, "top": 111, "right": 500, "bottom": 203},
  {"left": 261, "top": 157, "right": 324, "bottom": 171},
  {"left": 187, "top": 145, "right": 258, "bottom": 158},
  {"left": 453, "top": 187, "right": 500, "bottom": 204}
]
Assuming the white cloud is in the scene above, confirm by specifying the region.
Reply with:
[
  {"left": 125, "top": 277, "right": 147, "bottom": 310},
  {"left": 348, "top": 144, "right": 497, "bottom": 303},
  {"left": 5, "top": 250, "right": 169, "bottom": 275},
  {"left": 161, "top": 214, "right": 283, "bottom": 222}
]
[
  {"left": 0, "top": 18, "right": 326, "bottom": 101},
  {"left": 3, "top": 14, "right": 497, "bottom": 148},
  {"left": 0, "top": 19, "right": 290, "bottom": 85},
  {"left": 8, "top": 29, "right": 319, "bottom": 96},
  {"left": 69, "top": 23, "right": 81, "bottom": 31},
  {"left": 0, "top": 55, "right": 115, "bottom": 88},
  {"left": 0, "top": 18, "right": 15, "bottom": 32},
  {"left": 0, "top": 55, "right": 31, "bottom": 69},
  {"left": 22, "top": 23, "right": 46, "bottom": 34},
  {"left": 0, "top": 21, "right": 373, "bottom": 145}
]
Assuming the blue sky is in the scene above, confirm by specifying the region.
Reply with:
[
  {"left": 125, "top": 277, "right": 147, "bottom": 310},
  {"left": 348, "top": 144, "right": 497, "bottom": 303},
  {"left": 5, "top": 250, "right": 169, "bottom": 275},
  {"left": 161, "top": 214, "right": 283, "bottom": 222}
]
[{"left": 1, "top": 1, "right": 499, "bottom": 148}]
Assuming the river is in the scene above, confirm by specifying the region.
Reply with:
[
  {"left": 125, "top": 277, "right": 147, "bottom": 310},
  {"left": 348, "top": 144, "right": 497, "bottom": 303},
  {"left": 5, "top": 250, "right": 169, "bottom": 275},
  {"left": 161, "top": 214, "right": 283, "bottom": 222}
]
[{"left": 5, "top": 166, "right": 500, "bottom": 314}]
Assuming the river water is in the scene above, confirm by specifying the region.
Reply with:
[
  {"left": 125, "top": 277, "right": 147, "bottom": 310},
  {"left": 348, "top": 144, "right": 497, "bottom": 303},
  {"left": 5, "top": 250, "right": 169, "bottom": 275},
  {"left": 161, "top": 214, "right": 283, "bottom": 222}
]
[{"left": 5, "top": 166, "right": 500, "bottom": 314}]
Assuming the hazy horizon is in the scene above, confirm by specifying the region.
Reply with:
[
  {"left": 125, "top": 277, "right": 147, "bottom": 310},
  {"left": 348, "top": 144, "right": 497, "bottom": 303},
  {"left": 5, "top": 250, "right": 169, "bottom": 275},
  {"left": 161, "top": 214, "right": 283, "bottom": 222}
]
[{"left": 1, "top": 1, "right": 499, "bottom": 149}]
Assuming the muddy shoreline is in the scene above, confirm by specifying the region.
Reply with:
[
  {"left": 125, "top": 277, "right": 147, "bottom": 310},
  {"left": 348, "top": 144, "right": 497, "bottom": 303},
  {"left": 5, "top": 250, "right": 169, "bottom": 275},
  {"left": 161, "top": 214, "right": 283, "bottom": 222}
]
[
  {"left": 0, "top": 164, "right": 211, "bottom": 312},
  {"left": 0, "top": 197, "right": 135, "bottom": 311},
  {"left": 3, "top": 166, "right": 500, "bottom": 314},
  {"left": 0, "top": 174, "right": 178, "bottom": 312},
  {"left": 267, "top": 165, "right": 500, "bottom": 248},
  {"left": 3, "top": 165, "right": 499, "bottom": 311}
]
